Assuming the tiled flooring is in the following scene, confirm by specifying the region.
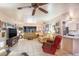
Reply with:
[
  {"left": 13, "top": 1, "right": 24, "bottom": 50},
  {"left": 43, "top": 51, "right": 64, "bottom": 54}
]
[{"left": 8, "top": 39, "right": 73, "bottom": 56}]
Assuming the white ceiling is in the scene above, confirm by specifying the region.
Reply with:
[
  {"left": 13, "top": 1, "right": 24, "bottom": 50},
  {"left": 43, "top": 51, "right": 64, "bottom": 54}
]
[
  {"left": 0, "top": 3, "right": 50, "bottom": 24},
  {"left": 0, "top": 3, "right": 48, "bottom": 18},
  {"left": 0, "top": 3, "right": 77, "bottom": 25}
]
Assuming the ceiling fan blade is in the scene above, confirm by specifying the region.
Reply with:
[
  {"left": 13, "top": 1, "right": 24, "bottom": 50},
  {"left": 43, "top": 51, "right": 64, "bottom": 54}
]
[
  {"left": 17, "top": 6, "right": 32, "bottom": 10},
  {"left": 38, "top": 3, "right": 48, "bottom": 6},
  {"left": 32, "top": 8, "right": 36, "bottom": 16},
  {"left": 39, "top": 7, "right": 48, "bottom": 13}
]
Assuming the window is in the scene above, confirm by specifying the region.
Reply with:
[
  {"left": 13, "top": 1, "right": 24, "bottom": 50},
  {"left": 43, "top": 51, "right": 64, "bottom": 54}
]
[{"left": 24, "top": 26, "right": 36, "bottom": 32}]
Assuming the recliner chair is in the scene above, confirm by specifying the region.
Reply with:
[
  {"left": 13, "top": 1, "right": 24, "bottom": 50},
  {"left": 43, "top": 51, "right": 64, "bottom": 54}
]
[{"left": 42, "top": 35, "right": 62, "bottom": 55}]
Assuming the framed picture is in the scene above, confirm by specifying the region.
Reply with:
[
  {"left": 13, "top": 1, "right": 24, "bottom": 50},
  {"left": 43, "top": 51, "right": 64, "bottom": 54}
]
[{"left": 2, "top": 32, "right": 5, "bottom": 37}]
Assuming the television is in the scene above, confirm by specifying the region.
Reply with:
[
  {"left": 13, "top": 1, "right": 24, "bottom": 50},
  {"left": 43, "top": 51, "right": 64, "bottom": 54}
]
[{"left": 8, "top": 28, "right": 17, "bottom": 38}]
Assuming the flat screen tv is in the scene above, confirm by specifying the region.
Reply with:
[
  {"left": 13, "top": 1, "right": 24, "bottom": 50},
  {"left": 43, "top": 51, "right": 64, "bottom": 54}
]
[{"left": 8, "top": 28, "right": 17, "bottom": 38}]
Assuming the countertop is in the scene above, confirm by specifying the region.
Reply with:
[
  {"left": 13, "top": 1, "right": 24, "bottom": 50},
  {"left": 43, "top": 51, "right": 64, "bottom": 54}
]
[
  {"left": 56, "top": 34, "right": 79, "bottom": 39},
  {"left": 63, "top": 35, "right": 79, "bottom": 39}
]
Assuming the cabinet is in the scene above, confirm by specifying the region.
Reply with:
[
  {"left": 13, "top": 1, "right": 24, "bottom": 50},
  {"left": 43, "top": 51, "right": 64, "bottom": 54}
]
[
  {"left": 62, "top": 37, "right": 73, "bottom": 54},
  {"left": 68, "top": 22, "right": 77, "bottom": 31},
  {"left": 62, "top": 36, "right": 79, "bottom": 55},
  {"left": 73, "top": 39, "right": 79, "bottom": 55},
  {"left": 6, "top": 36, "right": 19, "bottom": 47}
]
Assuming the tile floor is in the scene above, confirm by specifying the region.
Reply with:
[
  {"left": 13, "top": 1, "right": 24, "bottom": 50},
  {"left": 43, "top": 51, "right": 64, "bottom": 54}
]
[{"left": 8, "top": 39, "right": 73, "bottom": 56}]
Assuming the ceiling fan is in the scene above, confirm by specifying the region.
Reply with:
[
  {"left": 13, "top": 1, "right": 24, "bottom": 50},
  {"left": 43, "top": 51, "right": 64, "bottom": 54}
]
[{"left": 17, "top": 3, "right": 48, "bottom": 16}]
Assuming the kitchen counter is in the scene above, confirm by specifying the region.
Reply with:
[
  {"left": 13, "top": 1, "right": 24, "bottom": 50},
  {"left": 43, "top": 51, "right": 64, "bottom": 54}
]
[
  {"left": 62, "top": 35, "right": 79, "bottom": 55},
  {"left": 63, "top": 35, "right": 79, "bottom": 39}
]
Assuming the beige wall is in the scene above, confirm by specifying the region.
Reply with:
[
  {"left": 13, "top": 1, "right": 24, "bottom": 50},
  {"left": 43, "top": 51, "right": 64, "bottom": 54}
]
[{"left": 0, "top": 12, "right": 15, "bottom": 39}]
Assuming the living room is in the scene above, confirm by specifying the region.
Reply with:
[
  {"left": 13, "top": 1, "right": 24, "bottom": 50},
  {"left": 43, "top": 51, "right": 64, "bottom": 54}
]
[{"left": 0, "top": 3, "right": 79, "bottom": 56}]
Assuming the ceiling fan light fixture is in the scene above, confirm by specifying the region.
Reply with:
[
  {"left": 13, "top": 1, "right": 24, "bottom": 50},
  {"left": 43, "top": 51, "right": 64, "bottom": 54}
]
[{"left": 17, "top": 3, "right": 48, "bottom": 16}]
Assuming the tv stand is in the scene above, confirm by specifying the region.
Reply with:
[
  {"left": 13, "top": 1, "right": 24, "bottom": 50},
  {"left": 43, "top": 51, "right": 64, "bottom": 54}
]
[{"left": 6, "top": 36, "right": 19, "bottom": 47}]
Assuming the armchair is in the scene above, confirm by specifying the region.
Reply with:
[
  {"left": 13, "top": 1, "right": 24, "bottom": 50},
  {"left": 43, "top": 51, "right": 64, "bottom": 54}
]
[{"left": 42, "top": 35, "right": 62, "bottom": 55}]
